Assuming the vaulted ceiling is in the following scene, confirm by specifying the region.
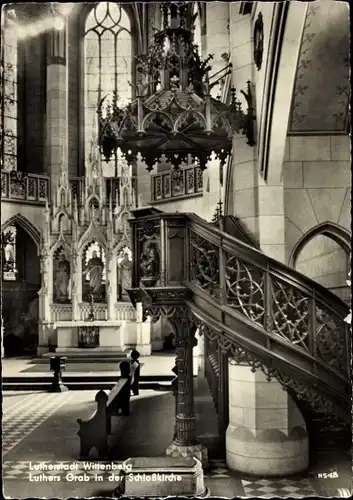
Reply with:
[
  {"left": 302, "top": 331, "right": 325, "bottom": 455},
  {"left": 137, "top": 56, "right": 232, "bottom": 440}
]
[{"left": 288, "top": 0, "right": 349, "bottom": 135}]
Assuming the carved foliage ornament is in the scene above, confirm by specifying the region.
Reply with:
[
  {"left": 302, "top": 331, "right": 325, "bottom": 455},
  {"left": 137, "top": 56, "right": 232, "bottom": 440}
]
[
  {"left": 200, "top": 321, "right": 349, "bottom": 424},
  {"left": 254, "top": 12, "right": 264, "bottom": 71}
]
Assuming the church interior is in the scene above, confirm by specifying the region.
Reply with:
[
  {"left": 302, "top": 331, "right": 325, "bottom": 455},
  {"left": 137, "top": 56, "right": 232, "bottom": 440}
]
[{"left": 1, "top": 1, "right": 351, "bottom": 498}]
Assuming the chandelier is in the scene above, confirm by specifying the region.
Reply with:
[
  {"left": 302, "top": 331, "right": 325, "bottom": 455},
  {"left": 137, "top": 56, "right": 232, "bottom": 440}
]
[{"left": 97, "top": 2, "right": 255, "bottom": 172}]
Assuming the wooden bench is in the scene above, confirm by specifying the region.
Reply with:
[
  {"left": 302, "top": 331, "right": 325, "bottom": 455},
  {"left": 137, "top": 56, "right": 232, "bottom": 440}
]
[{"left": 77, "top": 361, "right": 132, "bottom": 460}]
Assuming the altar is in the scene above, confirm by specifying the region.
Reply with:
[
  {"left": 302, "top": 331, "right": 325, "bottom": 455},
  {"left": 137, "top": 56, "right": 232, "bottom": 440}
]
[
  {"left": 54, "top": 320, "right": 125, "bottom": 352},
  {"left": 36, "top": 140, "right": 153, "bottom": 357},
  {"left": 54, "top": 313, "right": 152, "bottom": 355}
]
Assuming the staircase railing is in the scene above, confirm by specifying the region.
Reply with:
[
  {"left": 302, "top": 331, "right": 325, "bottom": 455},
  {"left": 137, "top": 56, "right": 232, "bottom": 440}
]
[
  {"left": 128, "top": 210, "right": 351, "bottom": 425},
  {"left": 187, "top": 213, "right": 350, "bottom": 377}
]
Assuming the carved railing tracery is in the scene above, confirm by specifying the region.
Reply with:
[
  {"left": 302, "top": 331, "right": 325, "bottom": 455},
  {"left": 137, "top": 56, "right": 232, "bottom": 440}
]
[
  {"left": 128, "top": 211, "right": 350, "bottom": 428},
  {"left": 1, "top": 170, "right": 49, "bottom": 204},
  {"left": 193, "top": 315, "right": 349, "bottom": 426},
  {"left": 187, "top": 219, "right": 350, "bottom": 383},
  {"left": 152, "top": 165, "right": 203, "bottom": 203}
]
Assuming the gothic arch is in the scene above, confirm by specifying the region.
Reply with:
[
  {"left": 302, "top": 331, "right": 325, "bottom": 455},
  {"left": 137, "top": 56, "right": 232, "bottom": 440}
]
[
  {"left": 1, "top": 214, "right": 41, "bottom": 250},
  {"left": 50, "top": 235, "right": 71, "bottom": 259},
  {"left": 289, "top": 222, "right": 351, "bottom": 268},
  {"left": 78, "top": 227, "right": 107, "bottom": 255}
]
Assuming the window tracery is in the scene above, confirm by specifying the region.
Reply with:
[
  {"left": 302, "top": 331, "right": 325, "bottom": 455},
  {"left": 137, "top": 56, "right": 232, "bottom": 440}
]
[
  {"left": 84, "top": 2, "right": 132, "bottom": 177},
  {"left": 1, "top": 26, "right": 18, "bottom": 171}
]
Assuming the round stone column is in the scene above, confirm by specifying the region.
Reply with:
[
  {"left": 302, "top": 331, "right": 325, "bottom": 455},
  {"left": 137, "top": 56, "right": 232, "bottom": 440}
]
[
  {"left": 226, "top": 361, "right": 308, "bottom": 476},
  {"left": 46, "top": 23, "right": 68, "bottom": 190}
]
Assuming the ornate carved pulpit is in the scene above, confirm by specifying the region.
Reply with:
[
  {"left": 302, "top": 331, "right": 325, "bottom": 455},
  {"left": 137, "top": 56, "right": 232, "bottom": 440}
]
[{"left": 127, "top": 209, "right": 207, "bottom": 466}]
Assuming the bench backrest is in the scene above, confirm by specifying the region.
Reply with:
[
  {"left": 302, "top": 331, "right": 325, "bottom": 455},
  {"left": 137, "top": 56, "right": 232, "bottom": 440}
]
[
  {"left": 130, "top": 361, "right": 139, "bottom": 385},
  {"left": 106, "top": 378, "right": 129, "bottom": 407}
]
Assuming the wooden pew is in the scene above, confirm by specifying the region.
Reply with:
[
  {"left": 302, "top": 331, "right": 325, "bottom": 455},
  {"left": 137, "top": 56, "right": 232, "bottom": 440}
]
[{"left": 77, "top": 361, "right": 131, "bottom": 459}]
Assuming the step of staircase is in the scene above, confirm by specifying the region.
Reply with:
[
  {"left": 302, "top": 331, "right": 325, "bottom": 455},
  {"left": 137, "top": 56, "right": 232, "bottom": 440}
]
[
  {"left": 2, "top": 375, "right": 174, "bottom": 391},
  {"left": 31, "top": 352, "right": 128, "bottom": 364}
]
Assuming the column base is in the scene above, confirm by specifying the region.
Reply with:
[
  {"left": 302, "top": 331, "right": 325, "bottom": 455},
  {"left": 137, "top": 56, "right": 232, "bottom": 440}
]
[
  {"left": 226, "top": 425, "right": 308, "bottom": 476},
  {"left": 166, "top": 441, "right": 208, "bottom": 469}
]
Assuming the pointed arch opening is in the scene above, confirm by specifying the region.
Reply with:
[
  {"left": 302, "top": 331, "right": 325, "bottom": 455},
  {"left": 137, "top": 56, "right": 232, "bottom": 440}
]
[
  {"left": 1, "top": 214, "right": 41, "bottom": 356},
  {"left": 290, "top": 222, "right": 351, "bottom": 302}
]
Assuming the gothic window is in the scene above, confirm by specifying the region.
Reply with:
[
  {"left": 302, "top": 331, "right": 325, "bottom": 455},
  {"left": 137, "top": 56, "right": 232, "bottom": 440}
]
[
  {"left": 192, "top": 2, "right": 202, "bottom": 55},
  {"left": 2, "top": 226, "right": 17, "bottom": 280},
  {"left": 84, "top": 2, "right": 132, "bottom": 177},
  {"left": 1, "top": 25, "right": 18, "bottom": 171}
]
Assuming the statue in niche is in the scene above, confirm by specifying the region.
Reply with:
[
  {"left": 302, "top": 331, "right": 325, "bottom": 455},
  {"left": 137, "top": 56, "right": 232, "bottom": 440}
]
[
  {"left": 117, "top": 247, "right": 132, "bottom": 300},
  {"left": 90, "top": 202, "right": 99, "bottom": 223},
  {"left": 54, "top": 252, "right": 71, "bottom": 302},
  {"left": 83, "top": 250, "right": 104, "bottom": 297},
  {"left": 140, "top": 242, "right": 160, "bottom": 287}
]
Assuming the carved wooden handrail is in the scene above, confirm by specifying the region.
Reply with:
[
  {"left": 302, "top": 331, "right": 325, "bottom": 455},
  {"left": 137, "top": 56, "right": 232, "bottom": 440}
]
[{"left": 187, "top": 213, "right": 349, "bottom": 317}]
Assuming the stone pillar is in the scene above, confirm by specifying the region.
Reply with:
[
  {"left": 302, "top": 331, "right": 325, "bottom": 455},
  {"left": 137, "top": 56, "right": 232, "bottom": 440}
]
[
  {"left": 165, "top": 307, "right": 208, "bottom": 466},
  {"left": 228, "top": 5, "right": 286, "bottom": 263},
  {"left": 71, "top": 251, "right": 79, "bottom": 321},
  {"left": 46, "top": 24, "right": 68, "bottom": 192},
  {"left": 1, "top": 322, "right": 5, "bottom": 358},
  {"left": 37, "top": 248, "right": 51, "bottom": 354},
  {"left": 74, "top": 255, "right": 82, "bottom": 321},
  {"left": 226, "top": 361, "right": 308, "bottom": 476},
  {"left": 106, "top": 251, "right": 116, "bottom": 320}
]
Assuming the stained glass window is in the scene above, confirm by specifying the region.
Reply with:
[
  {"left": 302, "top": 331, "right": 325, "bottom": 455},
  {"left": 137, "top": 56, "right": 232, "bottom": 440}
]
[
  {"left": 2, "top": 226, "right": 17, "bottom": 281},
  {"left": 84, "top": 2, "right": 132, "bottom": 177},
  {"left": 192, "top": 3, "right": 202, "bottom": 55},
  {"left": 1, "top": 26, "right": 18, "bottom": 171}
]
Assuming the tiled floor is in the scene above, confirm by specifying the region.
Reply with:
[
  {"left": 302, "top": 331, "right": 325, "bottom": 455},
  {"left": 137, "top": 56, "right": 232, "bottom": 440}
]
[
  {"left": 2, "top": 390, "right": 351, "bottom": 498},
  {"left": 3, "top": 391, "right": 75, "bottom": 455},
  {"left": 241, "top": 478, "right": 317, "bottom": 497}
]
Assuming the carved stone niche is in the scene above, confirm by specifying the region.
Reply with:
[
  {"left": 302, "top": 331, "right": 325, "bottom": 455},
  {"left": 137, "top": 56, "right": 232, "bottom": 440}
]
[
  {"left": 53, "top": 246, "right": 71, "bottom": 304},
  {"left": 82, "top": 241, "right": 106, "bottom": 303},
  {"left": 135, "top": 218, "right": 161, "bottom": 286},
  {"left": 117, "top": 246, "right": 133, "bottom": 301},
  {"left": 140, "top": 240, "right": 160, "bottom": 287}
]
